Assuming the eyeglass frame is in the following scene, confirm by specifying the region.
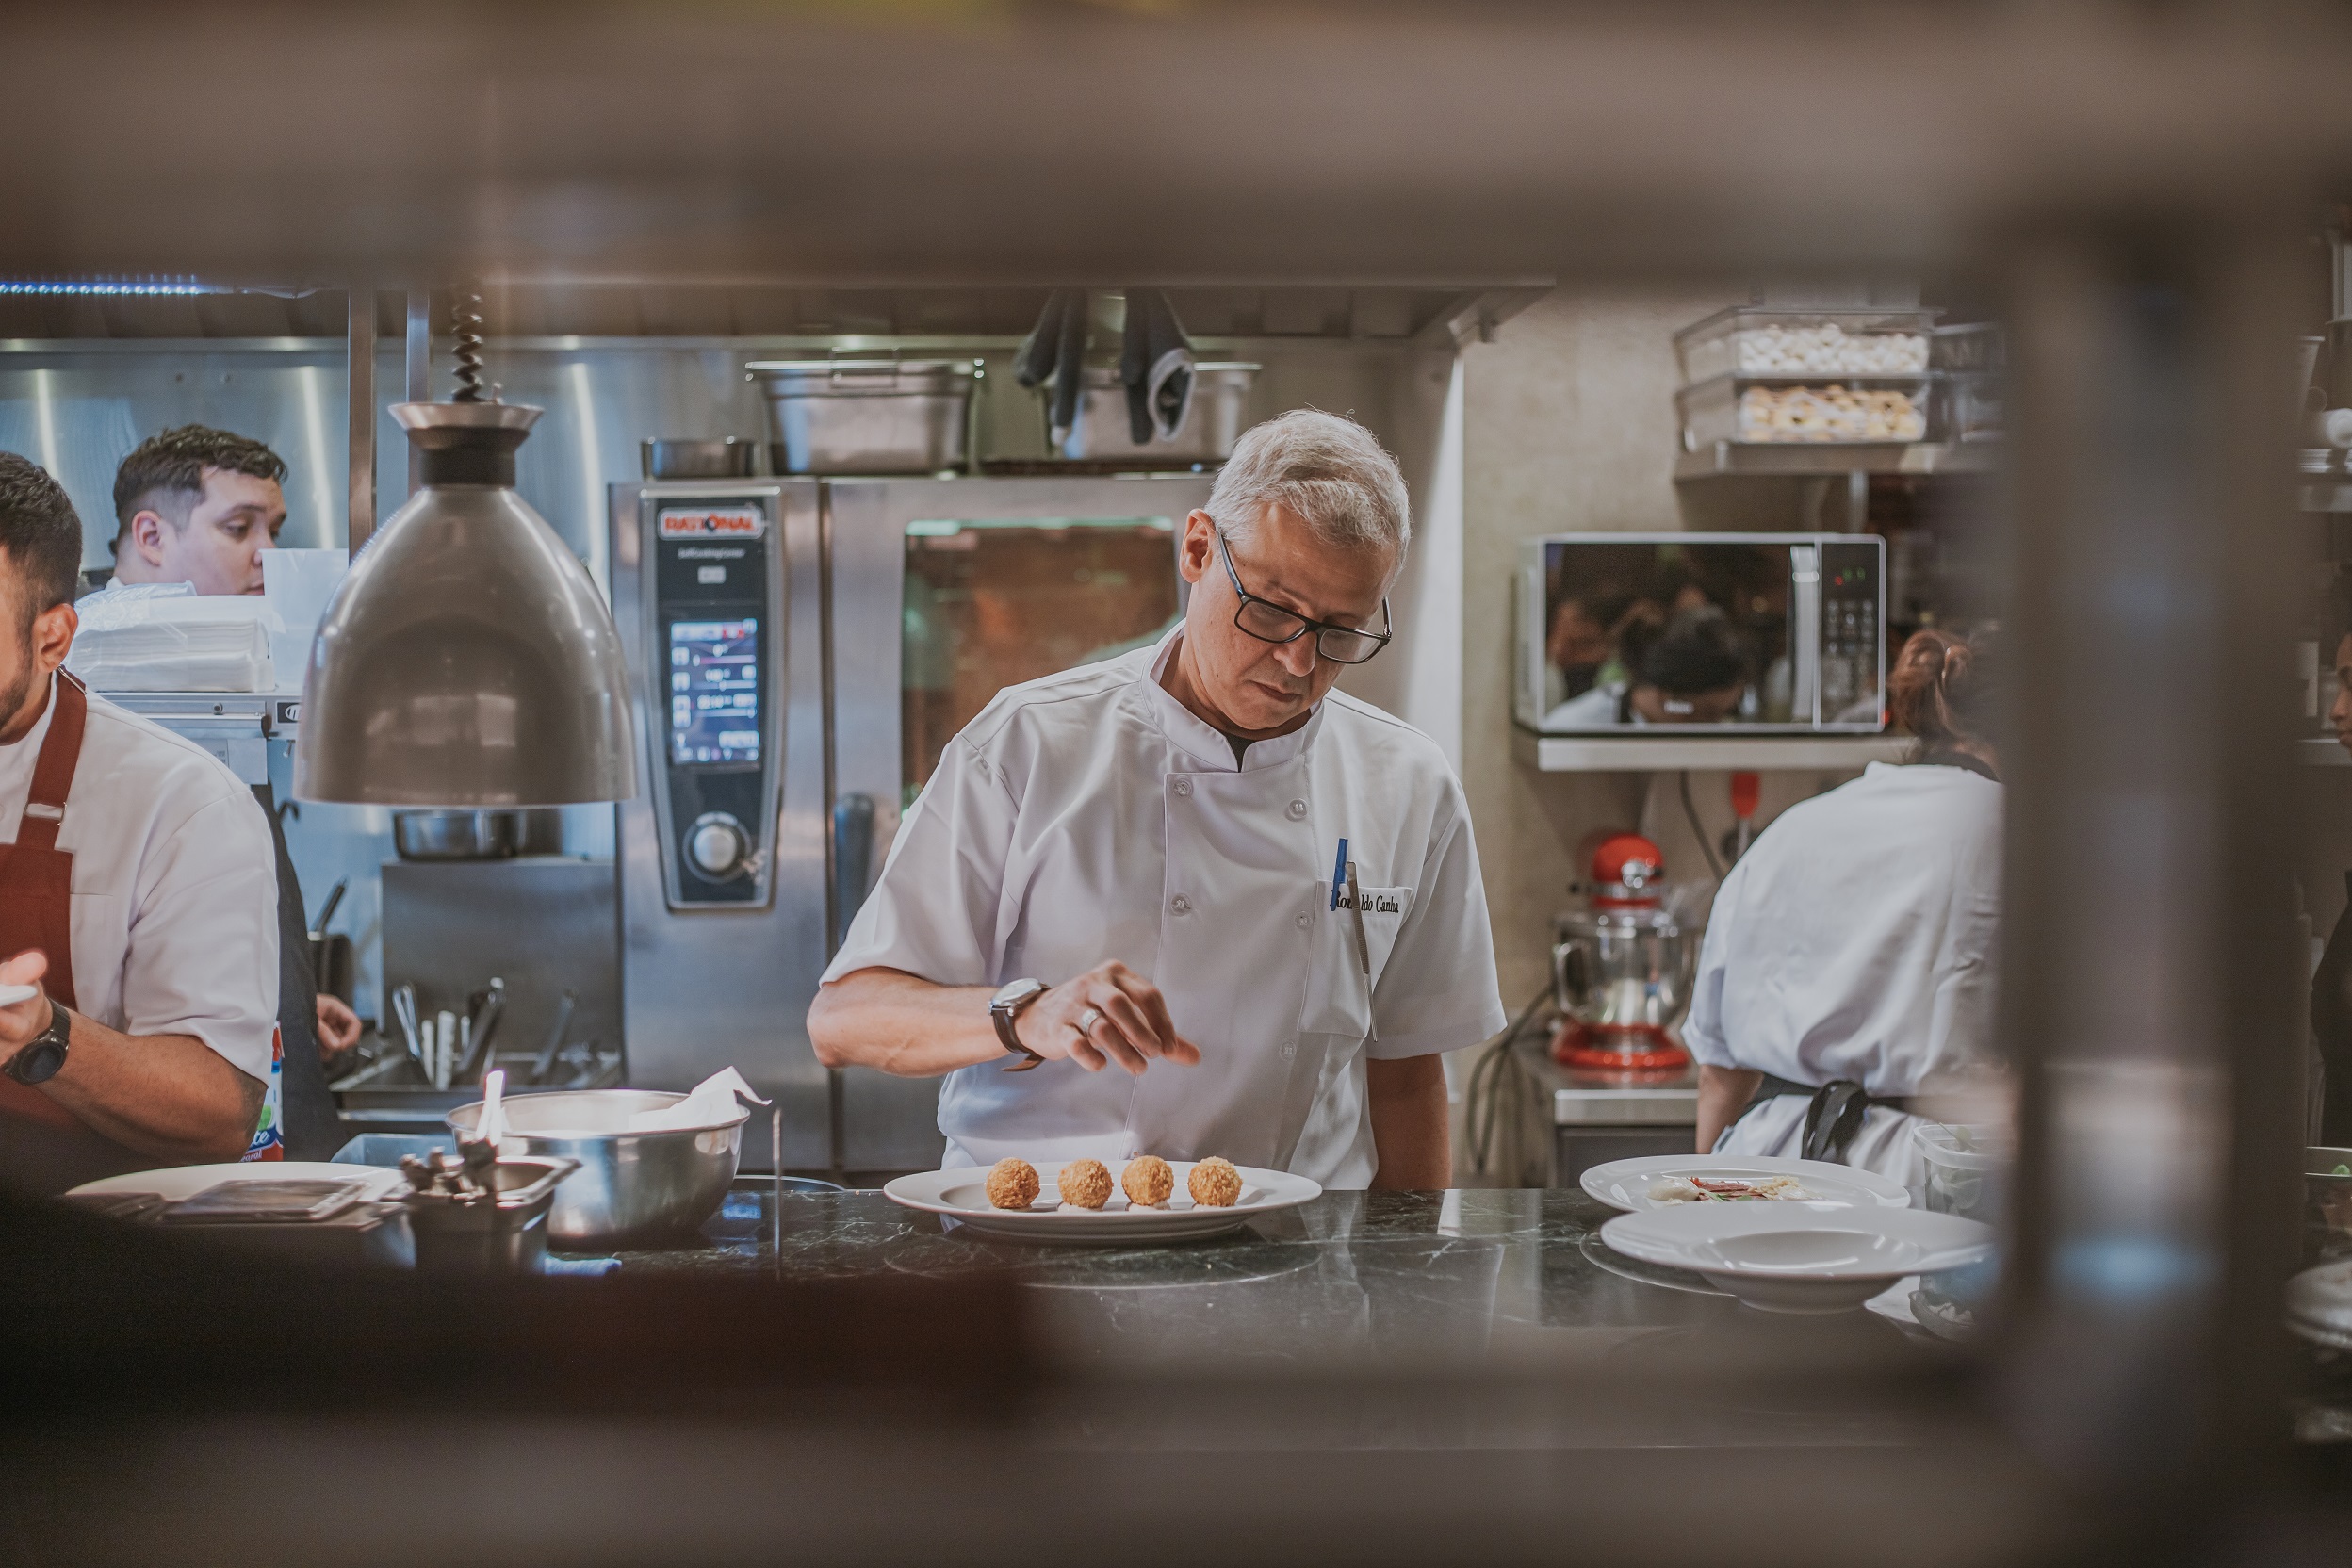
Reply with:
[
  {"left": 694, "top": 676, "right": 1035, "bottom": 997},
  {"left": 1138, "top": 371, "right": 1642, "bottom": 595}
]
[{"left": 1210, "top": 528, "right": 1394, "bottom": 665}]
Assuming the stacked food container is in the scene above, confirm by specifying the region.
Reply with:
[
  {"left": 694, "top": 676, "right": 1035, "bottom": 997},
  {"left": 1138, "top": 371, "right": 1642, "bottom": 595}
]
[{"left": 1674, "top": 305, "right": 1939, "bottom": 451}]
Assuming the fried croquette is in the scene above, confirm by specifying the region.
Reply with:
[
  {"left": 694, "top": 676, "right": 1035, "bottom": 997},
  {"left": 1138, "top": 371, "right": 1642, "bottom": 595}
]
[
  {"left": 1056, "top": 1158, "right": 1113, "bottom": 1210},
  {"left": 1188, "top": 1156, "right": 1243, "bottom": 1207},
  {"left": 1120, "top": 1154, "right": 1174, "bottom": 1207},
  {"left": 984, "top": 1157, "right": 1040, "bottom": 1210}
]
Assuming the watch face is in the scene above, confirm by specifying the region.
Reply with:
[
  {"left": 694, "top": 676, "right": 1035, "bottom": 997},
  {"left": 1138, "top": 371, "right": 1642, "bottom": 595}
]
[
  {"left": 8, "top": 1039, "right": 63, "bottom": 1086},
  {"left": 990, "top": 978, "right": 1044, "bottom": 1009}
]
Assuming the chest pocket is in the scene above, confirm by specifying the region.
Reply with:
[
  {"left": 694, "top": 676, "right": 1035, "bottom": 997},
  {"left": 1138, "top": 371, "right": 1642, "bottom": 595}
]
[{"left": 1297, "top": 881, "right": 1415, "bottom": 1038}]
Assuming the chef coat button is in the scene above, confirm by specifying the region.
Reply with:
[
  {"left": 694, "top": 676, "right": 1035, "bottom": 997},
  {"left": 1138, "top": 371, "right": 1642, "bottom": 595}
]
[
  {"left": 1281, "top": 1039, "right": 1298, "bottom": 1061},
  {"left": 1294, "top": 911, "right": 1310, "bottom": 929},
  {"left": 1172, "top": 776, "right": 1192, "bottom": 798},
  {"left": 1170, "top": 894, "right": 1192, "bottom": 915},
  {"left": 1286, "top": 799, "right": 1307, "bottom": 820}
]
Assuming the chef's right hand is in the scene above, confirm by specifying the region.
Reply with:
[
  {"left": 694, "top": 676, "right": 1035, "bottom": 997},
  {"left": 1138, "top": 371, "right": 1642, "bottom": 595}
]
[{"left": 1016, "top": 961, "right": 1200, "bottom": 1076}]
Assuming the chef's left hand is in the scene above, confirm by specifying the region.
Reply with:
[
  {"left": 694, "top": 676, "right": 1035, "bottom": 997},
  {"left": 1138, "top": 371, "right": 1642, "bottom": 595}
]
[
  {"left": 0, "top": 949, "right": 51, "bottom": 1058},
  {"left": 315, "top": 993, "right": 362, "bottom": 1058}
]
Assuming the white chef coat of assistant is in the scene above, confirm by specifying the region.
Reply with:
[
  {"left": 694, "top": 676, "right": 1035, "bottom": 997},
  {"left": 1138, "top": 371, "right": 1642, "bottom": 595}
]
[
  {"left": 1681, "top": 760, "right": 2001, "bottom": 1188},
  {"left": 824, "top": 628, "right": 1507, "bottom": 1189},
  {"left": 0, "top": 676, "right": 281, "bottom": 1083}
]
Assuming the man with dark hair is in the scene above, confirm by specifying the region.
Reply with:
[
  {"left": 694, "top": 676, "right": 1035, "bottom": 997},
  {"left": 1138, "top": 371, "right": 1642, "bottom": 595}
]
[
  {"left": 109, "top": 424, "right": 288, "bottom": 596},
  {"left": 105, "top": 424, "right": 364, "bottom": 1085},
  {"left": 0, "top": 451, "right": 282, "bottom": 1192}
]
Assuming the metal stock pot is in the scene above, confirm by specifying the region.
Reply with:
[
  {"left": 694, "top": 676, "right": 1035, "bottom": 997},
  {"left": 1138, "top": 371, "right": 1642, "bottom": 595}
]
[{"left": 447, "top": 1088, "right": 745, "bottom": 1249}]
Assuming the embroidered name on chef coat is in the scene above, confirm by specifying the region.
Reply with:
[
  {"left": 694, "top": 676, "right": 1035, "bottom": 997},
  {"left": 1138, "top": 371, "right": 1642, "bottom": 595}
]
[{"left": 1332, "top": 889, "right": 1402, "bottom": 915}]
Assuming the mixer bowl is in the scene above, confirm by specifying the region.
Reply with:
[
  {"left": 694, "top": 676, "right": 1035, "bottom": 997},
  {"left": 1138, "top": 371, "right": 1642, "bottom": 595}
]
[{"left": 448, "top": 1089, "right": 745, "bottom": 1249}]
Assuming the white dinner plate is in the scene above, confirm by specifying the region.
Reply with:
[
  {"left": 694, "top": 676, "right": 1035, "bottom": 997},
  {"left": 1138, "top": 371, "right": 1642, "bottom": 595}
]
[
  {"left": 884, "top": 1160, "right": 1321, "bottom": 1245},
  {"left": 67, "top": 1162, "right": 411, "bottom": 1203},
  {"left": 1600, "top": 1203, "right": 1994, "bottom": 1315},
  {"left": 0, "top": 984, "right": 38, "bottom": 1007},
  {"left": 1580, "top": 1153, "right": 1912, "bottom": 1212}
]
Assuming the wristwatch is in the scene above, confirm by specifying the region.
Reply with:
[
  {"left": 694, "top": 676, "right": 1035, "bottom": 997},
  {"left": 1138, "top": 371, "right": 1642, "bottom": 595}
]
[
  {"left": 989, "top": 978, "right": 1050, "bottom": 1072},
  {"left": 4, "top": 998, "right": 71, "bottom": 1086}
]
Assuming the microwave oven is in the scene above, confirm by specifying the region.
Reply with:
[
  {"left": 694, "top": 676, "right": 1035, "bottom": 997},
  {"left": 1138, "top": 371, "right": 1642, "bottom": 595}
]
[{"left": 1514, "top": 532, "right": 1886, "bottom": 734}]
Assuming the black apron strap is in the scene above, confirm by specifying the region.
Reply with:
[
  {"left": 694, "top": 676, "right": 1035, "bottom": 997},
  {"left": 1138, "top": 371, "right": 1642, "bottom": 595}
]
[{"left": 1737, "top": 1072, "right": 1919, "bottom": 1164}]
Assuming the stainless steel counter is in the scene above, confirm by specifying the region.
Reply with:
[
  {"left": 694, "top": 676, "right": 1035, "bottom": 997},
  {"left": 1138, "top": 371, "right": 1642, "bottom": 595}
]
[{"left": 1513, "top": 1036, "right": 1700, "bottom": 1187}]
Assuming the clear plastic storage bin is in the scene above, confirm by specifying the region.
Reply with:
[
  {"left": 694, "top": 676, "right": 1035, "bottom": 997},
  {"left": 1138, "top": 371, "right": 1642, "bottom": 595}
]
[
  {"left": 1677, "top": 374, "right": 1932, "bottom": 448},
  {"left": 1675, "top": 305, "right": 1939, "bottom": 384}
]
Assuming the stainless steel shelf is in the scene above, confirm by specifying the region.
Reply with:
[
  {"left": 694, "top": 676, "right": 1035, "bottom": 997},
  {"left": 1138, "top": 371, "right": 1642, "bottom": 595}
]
[
  {"left": 1514, "top": 727, "right": 1908, "bottom": 773},
  {"left": 1673, "top": 439, "right": 2000, "bottom": 482},
  {"left": 100, "top": 690, "right": 300, "bottom": 785}
]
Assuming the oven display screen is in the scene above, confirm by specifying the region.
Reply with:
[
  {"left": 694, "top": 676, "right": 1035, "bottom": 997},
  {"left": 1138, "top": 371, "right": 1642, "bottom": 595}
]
[{"left": 668, "top": 618, "right": 760, "bottom": 764}]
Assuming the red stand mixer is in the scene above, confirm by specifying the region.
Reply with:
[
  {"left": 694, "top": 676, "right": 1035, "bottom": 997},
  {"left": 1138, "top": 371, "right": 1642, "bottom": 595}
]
[{"left": 1549, "top": 831, "right": 1696, "bottom": 1072}]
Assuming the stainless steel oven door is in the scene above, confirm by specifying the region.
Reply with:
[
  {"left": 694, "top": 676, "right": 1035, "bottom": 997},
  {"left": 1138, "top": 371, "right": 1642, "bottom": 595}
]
[{"left": 826, "top": 474, "right": 1214, "bottom": 1169}]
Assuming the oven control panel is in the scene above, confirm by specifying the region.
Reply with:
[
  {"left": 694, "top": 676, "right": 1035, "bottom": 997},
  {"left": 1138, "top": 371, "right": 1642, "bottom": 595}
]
[{"left": 647, "top": 498, "right": 778, "bottom": 907}]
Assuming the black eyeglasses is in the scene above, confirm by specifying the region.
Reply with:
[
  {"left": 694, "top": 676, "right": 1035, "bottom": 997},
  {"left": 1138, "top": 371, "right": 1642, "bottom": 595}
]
[{"left": 1214, "top": 530, "right": 1393, "bottom": 665}]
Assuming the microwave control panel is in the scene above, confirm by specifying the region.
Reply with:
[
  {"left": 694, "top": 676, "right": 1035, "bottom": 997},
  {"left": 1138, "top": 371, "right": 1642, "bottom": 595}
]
[
  {"left": 647, "top": 497, "right": 778, "bottom": 908},
  {"left": 1818, "top": 539, "right": 1884, "bottom": 722}
]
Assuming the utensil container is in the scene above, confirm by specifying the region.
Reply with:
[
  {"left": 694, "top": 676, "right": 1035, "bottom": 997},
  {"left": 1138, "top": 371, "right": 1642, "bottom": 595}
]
[
  {"left": 749, "top": 358, "right": 976, "bottom": 474},
  {"left": 402, "top": 1155, "right": 578, "bottom": 1273},
  {"left": 448, "top": 1089, "right": 745, "bottom": 1249}
]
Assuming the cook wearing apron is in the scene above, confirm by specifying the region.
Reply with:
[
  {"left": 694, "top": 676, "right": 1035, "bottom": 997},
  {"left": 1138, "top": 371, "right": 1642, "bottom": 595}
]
[
  {"left": 810, "top": 413, "right": 1506, "bottom": 1188},
  {"left": 1683, "top": 630, "right": 2002, "bottom": 1190},
  {"left": 0, "top": 454, "right": 283, "bottom": 1195}
]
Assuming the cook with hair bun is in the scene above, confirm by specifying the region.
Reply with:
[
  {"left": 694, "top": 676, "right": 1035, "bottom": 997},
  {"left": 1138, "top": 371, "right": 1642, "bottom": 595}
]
[{"left": 1682, "top": 629, "right": 2003, "bottom": 1188}]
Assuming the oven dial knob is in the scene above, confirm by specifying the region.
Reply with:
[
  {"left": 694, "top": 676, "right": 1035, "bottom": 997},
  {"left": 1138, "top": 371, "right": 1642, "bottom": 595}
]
[{"left": 687, "top": 814, "right": 749, "bottom": 878}]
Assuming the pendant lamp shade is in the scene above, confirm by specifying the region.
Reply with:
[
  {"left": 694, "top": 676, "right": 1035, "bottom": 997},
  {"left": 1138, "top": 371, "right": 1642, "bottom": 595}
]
[{"left": 293, "top": 401, "right": 636, "bottom": 807}]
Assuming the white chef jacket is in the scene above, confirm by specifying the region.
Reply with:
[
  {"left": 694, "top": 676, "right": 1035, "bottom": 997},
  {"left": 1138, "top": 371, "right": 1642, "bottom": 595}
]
[
  {"left": 824, "top": 628, "right": 1508, "bottom": 1188},
  {"left": 1681, "top": 761, "right": 2001, "bottom": 1186},
  {"left": 0, "top": 675, "right": 281, "bottom": 1084}
]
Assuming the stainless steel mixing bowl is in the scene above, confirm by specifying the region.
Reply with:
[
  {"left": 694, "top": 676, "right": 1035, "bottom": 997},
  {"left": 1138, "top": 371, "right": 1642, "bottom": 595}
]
[{"left": 447, "top": 1089, "right": 745, "bottom": 1249}]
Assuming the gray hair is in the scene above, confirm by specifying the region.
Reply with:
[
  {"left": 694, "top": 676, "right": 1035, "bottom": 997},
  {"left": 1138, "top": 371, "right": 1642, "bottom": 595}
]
[{"left": 1205, "top": 409, "right": 1411, "bottom": 560}]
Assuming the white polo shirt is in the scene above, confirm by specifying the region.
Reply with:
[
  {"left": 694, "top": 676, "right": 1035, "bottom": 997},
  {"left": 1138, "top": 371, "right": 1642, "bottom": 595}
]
[
  {"left": 0, "top": 676, "right": 280, "bottom": 1084},
  {"left": 824, "top": 629, "right": 1507, "bottom": 1188}
]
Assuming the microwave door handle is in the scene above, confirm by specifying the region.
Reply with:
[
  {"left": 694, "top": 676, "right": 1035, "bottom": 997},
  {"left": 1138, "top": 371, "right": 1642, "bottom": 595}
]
[{"left": 1790, "top": 546, "right": 1821, "bottom": 726}]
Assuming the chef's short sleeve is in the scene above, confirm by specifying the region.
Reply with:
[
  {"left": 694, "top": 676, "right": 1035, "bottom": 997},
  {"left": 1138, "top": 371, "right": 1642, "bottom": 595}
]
[
  {"left": 823, "top": 732, "right": 1014, "bottom": 988},
  {"left": 122, "top": 788, "right": 281, "bottom": 1084},
  {"left": 1677, "top": 856, "right": 1747, "bottom": 1070},
  {"left": 1364, "top": 783, "right": 1509, "bottom": 1059}
]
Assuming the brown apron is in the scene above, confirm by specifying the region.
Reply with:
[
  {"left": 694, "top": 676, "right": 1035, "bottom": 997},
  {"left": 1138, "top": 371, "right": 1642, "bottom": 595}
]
[{"left": 0, "top": 671, "right": 147, "bottom": 1193}]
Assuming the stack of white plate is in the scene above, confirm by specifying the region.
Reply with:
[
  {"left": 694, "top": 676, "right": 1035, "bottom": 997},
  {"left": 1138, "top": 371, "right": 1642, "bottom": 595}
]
[{"left": 1584, "top": 1154, "right": 1994, "bottom": 1315}]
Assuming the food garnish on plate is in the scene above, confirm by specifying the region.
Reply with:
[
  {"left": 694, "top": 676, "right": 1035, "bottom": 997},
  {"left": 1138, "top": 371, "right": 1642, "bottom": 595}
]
[{"left": 1647, "top": 1173, "right": 1813, "bottom": 1203}]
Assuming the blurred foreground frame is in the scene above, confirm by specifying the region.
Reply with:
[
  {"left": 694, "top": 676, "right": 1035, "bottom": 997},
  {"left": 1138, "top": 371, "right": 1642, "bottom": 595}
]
[{"left": 5, "top": 0, "right": 2352, "bottom": 1563}]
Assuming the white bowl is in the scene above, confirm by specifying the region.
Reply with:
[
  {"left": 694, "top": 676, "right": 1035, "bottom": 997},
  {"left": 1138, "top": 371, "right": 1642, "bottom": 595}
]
[{"left": 1601, "top": 1202, "right": 1995, "bottom": 1315}]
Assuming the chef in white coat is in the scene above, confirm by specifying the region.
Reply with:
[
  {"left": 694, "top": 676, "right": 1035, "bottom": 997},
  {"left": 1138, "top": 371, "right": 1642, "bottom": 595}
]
[
  {"left": 808, "top": 411, "right": 1506, "bottom": 1189},
  {"left": 0, "top": 453, "right": 282, "bottom": 1193},
  {"left": 1684, "top": 629, "right": 2001, "bottom": 1187}
]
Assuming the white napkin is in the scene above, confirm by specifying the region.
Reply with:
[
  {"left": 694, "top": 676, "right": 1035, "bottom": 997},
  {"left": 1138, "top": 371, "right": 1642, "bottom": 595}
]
[{"left": 626, "top": 1067, "right": 759, "bottom": 1131}]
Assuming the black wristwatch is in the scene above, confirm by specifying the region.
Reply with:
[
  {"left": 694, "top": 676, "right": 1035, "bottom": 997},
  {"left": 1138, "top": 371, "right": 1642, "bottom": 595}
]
[
  {"left": 989, "top": 978, "right": 1049, "bottom": 1072},
  {"left": 4, "top": 998, "right": 71, "bottom": 1086}
]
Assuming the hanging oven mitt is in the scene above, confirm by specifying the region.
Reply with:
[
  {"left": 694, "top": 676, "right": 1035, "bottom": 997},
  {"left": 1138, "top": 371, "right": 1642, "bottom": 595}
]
[
  {"left": 1120, "top": 288, "right": 1195, "bottom": 445},
  {"left": 1014, "top": 289, "right": 1090, "bottom": 449}
]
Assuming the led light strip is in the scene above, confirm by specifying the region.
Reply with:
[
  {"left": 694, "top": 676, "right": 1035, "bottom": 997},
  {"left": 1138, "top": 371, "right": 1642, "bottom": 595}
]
[{"left": 0, "top": 277, "right": 212, "bottom": 296}]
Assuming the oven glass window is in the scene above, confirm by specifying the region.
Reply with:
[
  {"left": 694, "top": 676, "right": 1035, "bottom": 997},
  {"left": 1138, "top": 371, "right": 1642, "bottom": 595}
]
[
  {"left": 669, "top": 617, "right": 760, "bottom": 764},
  {"left": 903, "top": 517, "right": 1180, "bottom": 801}
]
